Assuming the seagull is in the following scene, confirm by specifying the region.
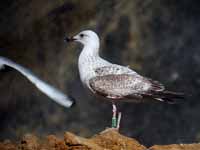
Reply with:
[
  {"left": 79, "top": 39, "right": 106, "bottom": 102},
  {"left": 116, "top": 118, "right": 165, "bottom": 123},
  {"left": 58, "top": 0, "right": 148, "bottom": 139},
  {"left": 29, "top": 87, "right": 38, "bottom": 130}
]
[
  {"left": 0, "top": 56, "right": 74, "bottom": 108},
  {"left": 64, "top": 30, "right": 184, "bottom": 129}
]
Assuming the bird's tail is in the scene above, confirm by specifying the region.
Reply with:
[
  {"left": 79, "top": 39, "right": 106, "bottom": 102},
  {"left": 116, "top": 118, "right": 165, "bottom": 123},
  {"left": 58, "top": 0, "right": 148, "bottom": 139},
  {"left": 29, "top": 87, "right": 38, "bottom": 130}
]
[{"left": 152, "top": 90, "right": 185, "bottom": 104}]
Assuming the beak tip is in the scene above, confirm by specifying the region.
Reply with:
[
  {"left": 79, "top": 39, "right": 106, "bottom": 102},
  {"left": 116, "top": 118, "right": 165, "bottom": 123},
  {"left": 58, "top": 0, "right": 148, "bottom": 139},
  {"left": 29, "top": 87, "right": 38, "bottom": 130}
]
[
  {"left": 64, "top": 37, "right": 69, "bottom": 42},
  {"left": 64, "top": 36, "right": 75, "bottom": 42}
]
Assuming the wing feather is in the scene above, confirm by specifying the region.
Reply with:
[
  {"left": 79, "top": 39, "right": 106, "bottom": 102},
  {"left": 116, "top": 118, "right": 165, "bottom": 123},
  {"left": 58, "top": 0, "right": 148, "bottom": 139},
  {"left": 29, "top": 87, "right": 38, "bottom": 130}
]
[
  {"left": 91, "top": 65, "right": 184, "bottom": 103},
  {"left": 89, "top": 74, "right": 152, "bottom": 99}
]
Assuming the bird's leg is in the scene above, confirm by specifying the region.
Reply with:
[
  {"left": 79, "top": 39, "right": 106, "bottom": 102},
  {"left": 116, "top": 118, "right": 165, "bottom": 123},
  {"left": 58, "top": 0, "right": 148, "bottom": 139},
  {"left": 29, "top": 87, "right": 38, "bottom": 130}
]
[
  {"left": 112, "top": 103, "right": 117, "bottom": 128},
  {"left": 117, "top": 112, "right": 122, "bottom": 129}
]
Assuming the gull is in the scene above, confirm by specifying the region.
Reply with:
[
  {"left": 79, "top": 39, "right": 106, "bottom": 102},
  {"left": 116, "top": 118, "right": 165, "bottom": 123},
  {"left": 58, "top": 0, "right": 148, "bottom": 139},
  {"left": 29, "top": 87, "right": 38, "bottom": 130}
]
[
  {"left": 64, "top": 30, "right": 184, "bottom": 129},
  {"left": 0, "top": 56, "right": 74, "bottom": 108}
]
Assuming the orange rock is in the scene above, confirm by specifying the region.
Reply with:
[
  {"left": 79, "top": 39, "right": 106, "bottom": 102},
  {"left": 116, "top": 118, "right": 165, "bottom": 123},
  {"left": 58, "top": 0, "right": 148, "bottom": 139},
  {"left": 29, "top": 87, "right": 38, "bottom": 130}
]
[
  {"left": 64, "top": 132, "right": 102, "bottom": 150},
  {"left": 64, "top": 128, "right": 146, "bottom": 150},
  {"left": 20, "top": 134, "right": 39, "bottom": 150},
  {"left": 90, "top": 128, "right": 147, "bottom": 150},
  {"left": 46, "top": 135, "right": 68, "bottom": 150},
  {"left": 0, "top": 140, "right": 16, "bottom": 150},
  {"left": 0, "top": 129, "right": 200, "bottom": 150}
]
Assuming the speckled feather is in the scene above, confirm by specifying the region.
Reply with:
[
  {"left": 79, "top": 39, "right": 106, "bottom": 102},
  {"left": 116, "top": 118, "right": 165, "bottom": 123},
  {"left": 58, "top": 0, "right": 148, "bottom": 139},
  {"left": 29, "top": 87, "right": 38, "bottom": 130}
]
[
  {"left": 89, "top": 73, "right": 164, "bottom": 100},
  {"left": 95, "top": 65, "right": 136, "bottom": 76}
]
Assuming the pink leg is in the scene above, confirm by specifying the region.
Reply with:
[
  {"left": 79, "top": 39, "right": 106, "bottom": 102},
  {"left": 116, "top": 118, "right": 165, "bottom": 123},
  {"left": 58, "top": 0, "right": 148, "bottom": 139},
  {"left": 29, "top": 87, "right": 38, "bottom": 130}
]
[{"left": 111, "top": 103, "right": 122, "bottom": 129}]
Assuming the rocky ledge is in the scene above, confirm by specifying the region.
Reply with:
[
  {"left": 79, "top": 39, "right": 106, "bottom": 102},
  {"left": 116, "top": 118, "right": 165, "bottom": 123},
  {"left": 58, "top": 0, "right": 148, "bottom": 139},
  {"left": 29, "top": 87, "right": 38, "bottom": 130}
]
[{"left": 0, "top": 128, "right": 199, "bottom": 150}]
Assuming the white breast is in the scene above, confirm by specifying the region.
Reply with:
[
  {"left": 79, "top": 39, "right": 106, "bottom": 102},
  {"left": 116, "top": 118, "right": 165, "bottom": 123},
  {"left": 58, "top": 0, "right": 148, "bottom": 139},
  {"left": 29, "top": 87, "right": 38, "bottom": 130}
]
[
  {"left": 78, "top": 57, "right": 95, "bottom": 85},
  {"left": 78, "top": 52, "right": 110, "bottom": 86}
]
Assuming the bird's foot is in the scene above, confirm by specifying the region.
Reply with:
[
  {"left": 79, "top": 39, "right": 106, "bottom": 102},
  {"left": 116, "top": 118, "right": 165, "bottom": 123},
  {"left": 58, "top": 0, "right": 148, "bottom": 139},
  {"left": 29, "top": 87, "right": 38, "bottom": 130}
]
[{"left": 102, "top": 127, "right": 119, "bottom": 134}]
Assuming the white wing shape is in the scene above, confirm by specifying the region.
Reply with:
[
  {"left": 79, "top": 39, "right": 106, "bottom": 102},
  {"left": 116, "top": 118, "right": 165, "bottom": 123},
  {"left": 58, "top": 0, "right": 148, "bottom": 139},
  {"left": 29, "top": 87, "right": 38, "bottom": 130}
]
[{"left": 0, "top": 56, "right": 73, "bottom": 108}]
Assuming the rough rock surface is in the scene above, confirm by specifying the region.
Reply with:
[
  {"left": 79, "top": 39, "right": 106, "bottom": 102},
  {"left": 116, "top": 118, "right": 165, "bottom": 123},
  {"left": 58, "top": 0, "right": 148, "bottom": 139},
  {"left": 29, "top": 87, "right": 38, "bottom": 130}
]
[{"left": 0, "top": 129, "right": 200, "bottom": 150}]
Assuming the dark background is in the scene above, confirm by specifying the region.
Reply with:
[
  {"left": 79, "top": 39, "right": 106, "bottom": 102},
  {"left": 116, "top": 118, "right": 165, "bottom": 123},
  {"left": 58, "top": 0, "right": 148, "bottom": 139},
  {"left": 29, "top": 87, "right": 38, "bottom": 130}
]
[{"left": 0, "top": 0, "right": 199, "bottom": 146}]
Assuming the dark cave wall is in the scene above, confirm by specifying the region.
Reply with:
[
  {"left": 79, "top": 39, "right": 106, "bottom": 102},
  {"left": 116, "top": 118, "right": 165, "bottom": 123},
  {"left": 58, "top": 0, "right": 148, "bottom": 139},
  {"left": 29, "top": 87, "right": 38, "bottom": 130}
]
[{"left": 0, "top": 0, "right": 200, "bottom": 146}]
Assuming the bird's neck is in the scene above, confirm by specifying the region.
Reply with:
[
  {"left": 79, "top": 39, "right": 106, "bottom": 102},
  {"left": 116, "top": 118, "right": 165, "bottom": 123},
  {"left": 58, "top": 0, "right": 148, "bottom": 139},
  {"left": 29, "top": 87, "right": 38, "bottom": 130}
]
[
  {"left": 80, "top": 43, "right": 100, "bottom": 58},
  {"left": 78, "top": 44, "right": 104, "bottom": 84}
]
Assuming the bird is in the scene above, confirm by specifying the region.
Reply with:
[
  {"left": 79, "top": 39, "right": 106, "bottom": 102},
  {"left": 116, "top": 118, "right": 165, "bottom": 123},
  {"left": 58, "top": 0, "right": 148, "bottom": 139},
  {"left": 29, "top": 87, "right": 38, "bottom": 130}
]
[
  {"left": 0, "top": 56, "right": 74, "bottom": 108},
  {"left": 64, "top": 30, "right": 184, "bottom": 129}
]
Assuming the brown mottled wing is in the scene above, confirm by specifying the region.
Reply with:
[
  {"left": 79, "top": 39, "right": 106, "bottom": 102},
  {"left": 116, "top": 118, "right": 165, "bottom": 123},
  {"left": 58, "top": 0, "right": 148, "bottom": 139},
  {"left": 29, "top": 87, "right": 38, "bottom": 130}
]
[{"left": 89, "top": 74, "right": 161, "bottom": 100}]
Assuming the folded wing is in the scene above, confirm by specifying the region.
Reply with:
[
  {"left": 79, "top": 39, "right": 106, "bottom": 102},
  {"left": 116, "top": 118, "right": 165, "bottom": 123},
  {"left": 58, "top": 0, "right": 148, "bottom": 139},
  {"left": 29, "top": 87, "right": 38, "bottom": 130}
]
[
  {"left": 89, "top": 74, "right": 152, "bottom": 99},
  {"left": 89, "top": 66, "right": 184, "bottom": 103}
]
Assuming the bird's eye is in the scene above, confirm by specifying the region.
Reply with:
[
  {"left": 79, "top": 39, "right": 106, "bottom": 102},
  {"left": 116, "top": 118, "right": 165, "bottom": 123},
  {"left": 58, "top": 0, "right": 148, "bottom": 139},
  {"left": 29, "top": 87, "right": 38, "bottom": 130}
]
[{"left": 80, "top": 34, "right": 84, "bottom": 38}]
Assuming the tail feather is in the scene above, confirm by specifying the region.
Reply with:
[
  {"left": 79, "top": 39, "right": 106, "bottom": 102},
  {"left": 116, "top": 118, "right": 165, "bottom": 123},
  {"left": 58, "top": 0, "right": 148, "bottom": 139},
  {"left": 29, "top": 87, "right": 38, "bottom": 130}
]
[
  {"left": 143, "top": 90, "right": 185, "bottom": 104},
  {"left": 156, "top": 90, "right": 184, "bottom": 99},
  {"left": 154, "top": 90, "right": 185, "bottom": 104}
]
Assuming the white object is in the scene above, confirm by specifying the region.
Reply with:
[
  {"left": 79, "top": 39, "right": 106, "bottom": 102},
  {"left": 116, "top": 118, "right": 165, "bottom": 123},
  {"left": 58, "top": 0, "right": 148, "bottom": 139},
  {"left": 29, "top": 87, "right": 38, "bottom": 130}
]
[
  {"left": 68, "top": 30, "right": 164, "bottom": 100},
  {"left": 0, "top": 56, "right": 73, "bottom": 108},
  {"left": 65, "top": 30, "right": 184, "bottom": 128}
]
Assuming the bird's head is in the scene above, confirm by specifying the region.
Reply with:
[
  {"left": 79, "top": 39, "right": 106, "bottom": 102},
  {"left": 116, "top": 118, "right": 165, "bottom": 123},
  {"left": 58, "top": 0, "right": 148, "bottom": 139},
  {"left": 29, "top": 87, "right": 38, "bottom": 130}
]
[{"left": 64, "top": 30, "right": 100, "bottom": 48}]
